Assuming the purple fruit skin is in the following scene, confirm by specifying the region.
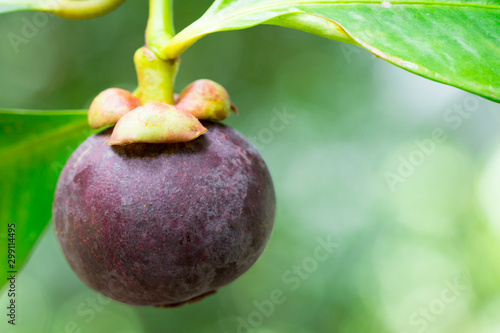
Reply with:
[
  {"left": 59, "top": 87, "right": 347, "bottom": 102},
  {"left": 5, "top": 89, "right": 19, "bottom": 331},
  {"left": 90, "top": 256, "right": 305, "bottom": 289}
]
[{"left": 53, "top": 122, "right": 275, "bottom": 307}]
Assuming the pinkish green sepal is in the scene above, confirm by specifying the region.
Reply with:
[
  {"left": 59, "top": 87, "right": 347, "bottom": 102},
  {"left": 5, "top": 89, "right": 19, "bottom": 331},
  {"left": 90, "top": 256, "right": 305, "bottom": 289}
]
[
  {"left": 109, "top": 102, "right": 207, "bottom": 145},
  {"left": 88, "top": 88, "right": 141, "bottom": 129},
  {"left": 176, "top": 79, "right": 235, "bottom": 121}
]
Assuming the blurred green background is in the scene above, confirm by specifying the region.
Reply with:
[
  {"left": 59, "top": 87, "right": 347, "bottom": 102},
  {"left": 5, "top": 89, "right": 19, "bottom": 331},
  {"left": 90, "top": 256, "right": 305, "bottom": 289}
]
[{"left": 1, "top": 1, "right": 500, "bottom": 332}]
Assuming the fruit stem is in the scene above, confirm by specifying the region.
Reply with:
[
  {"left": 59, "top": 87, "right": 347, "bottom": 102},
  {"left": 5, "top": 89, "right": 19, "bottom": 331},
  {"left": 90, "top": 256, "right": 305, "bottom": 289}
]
[
  {"left": 134, "top": 47, "right": 179, "bottom": 105},
  {"left": 146, "top": 0, "right": 175, "bottom": 58},
  {"left": 134, "top": 0, "right": 179, "bottom": 105}
]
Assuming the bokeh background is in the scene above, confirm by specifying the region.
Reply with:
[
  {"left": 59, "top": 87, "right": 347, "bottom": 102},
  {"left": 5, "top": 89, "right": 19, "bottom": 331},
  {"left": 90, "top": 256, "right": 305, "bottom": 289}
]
[{"left": 1, "top": 1, "right": 500, "bottom": 332}]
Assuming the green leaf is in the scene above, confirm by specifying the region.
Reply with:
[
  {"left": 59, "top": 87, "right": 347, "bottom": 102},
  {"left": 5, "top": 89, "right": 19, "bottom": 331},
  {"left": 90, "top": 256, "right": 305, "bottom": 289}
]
[
  {"left": 164, "top": 0, "right": 500, "bottom": 102},
  {"left": 0, "top": 109, "right": 91, "bottom": 291}
]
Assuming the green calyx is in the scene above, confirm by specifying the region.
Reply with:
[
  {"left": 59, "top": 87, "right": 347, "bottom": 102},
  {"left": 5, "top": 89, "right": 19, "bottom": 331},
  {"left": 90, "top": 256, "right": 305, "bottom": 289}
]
[
  {"left": 87, "top": 77, "right": 237, "bottom": 145},
  {"left": 176, "top": 79, "right": 237, "bottom": 122},
  {"left": 88, "top": 88, "right": 141, "bottom": 129},
  {"left": 109, "top": 102, "right": 207, "bottom": 145},
  {"left": 87, "top": 76, "right": 237, "bottom": 145}
]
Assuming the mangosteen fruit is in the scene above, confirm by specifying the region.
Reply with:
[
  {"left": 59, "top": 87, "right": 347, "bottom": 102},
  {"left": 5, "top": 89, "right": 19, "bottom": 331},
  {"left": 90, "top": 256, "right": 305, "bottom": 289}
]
[{"left": 53, "top": 121, "right": 275, "bottom": 307}]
